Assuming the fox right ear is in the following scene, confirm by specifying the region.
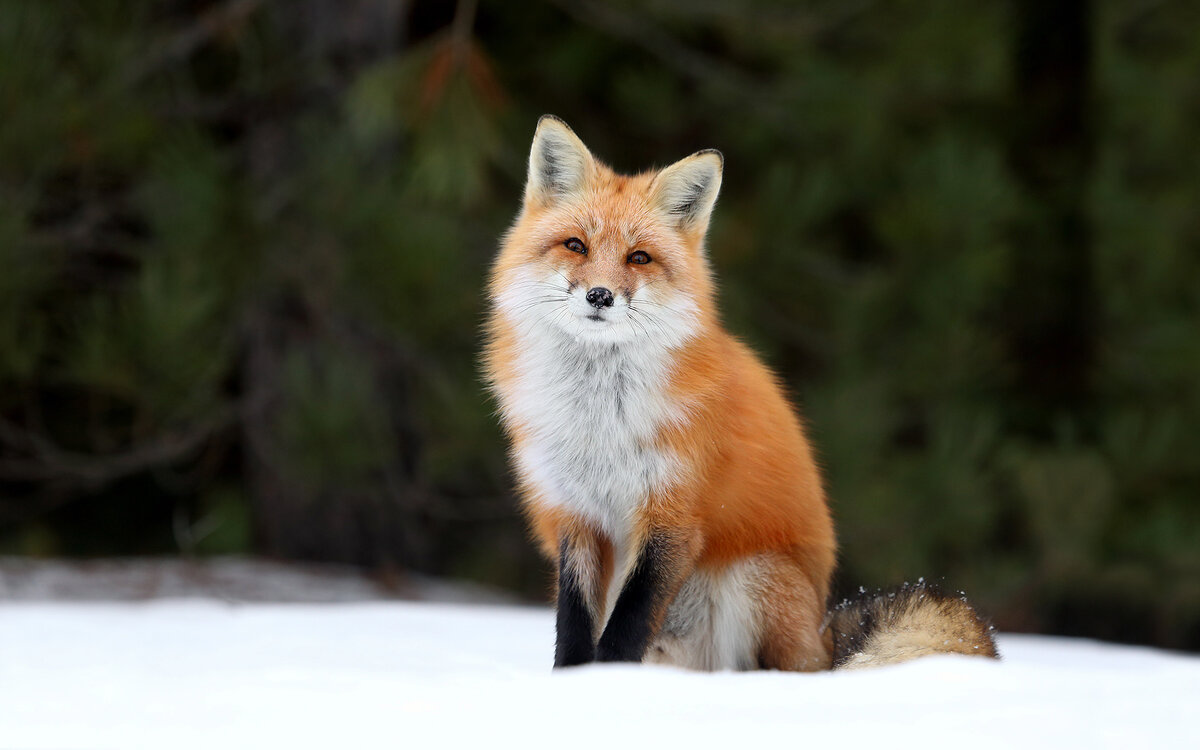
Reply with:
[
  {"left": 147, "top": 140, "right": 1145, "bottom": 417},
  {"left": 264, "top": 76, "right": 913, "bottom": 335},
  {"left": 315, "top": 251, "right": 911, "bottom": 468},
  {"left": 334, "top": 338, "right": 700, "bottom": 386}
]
[
  {"left": 650, "top": 149, "right": 723, "bottom": 236},
  {"left": 525, "top": 115, "right": 595, "bottom": 207}
]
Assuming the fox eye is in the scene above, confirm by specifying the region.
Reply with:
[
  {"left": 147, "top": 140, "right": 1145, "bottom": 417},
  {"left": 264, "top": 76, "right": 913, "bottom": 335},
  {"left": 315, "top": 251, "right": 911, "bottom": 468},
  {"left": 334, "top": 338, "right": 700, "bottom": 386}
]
[
  {"left": 627, "top": 250, "right": 652, "bottom": 265},
  {"left": 564, "top": 237, "right": 587, "bottom": 255}
]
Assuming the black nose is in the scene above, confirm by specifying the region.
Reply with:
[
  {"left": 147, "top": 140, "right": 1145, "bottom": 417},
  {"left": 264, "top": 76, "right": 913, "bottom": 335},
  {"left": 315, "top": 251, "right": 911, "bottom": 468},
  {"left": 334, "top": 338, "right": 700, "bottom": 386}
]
[{"left": 585, "top": 287, "right": 614, "bottom": 309}]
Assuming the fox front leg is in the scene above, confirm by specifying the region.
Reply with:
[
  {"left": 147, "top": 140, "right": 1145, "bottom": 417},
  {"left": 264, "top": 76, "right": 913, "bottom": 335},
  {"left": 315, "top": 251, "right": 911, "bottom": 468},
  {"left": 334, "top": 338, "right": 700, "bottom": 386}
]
[
  {"left": 595, "top": 531, "right": 695, "bottom": 663},
  {"left": 554, "top": 533, "right": 606, "bottom": 668}
]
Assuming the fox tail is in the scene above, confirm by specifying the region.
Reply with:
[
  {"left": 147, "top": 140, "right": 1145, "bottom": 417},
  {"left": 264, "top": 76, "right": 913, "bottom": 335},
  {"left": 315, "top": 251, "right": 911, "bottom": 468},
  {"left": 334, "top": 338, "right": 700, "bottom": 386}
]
[{"left": 825, "top": 581, "right": 999, "bottom": 670}]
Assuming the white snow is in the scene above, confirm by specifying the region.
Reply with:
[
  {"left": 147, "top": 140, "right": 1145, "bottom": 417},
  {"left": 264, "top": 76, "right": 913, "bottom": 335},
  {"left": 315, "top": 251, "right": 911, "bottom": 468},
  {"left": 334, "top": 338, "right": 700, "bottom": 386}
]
[
  {"left": 0, "top": 556, "right": 517, "bottom": 604},
  {"left": 1, "top": 598, "right": 1197, "bottom": 749}
]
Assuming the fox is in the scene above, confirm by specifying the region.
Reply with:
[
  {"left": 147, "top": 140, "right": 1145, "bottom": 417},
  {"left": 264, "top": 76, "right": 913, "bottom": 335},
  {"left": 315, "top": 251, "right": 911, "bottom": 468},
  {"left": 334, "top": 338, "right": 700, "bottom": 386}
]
[{"left": 483, "top": 115, "right": 998, "bottom": 671}]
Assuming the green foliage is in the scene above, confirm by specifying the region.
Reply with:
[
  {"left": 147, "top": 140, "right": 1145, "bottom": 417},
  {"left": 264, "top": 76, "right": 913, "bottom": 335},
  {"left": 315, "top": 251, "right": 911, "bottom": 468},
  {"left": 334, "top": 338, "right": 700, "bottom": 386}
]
[
  {"left": 188, "top": 485, "right": 254, "bottom": 556},
  {"left": 275, "top": 345, "right": 395, "bottom": 488},
  {"left": 0, "top": 0, "right": 1197, "bottom": 649}
]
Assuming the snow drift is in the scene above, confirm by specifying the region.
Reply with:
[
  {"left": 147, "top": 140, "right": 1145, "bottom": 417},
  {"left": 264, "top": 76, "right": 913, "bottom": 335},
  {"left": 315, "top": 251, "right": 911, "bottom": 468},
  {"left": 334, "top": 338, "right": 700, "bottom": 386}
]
[{"left": 1, "top": 598, "right": 1196, "bottom": 749}]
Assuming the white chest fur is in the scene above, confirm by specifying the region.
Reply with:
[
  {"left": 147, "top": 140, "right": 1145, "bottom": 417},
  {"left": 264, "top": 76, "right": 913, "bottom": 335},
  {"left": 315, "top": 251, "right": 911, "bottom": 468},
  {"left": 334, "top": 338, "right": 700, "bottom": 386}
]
[{"left": 505, "top": 329, "right": 681, "bottom": 541}]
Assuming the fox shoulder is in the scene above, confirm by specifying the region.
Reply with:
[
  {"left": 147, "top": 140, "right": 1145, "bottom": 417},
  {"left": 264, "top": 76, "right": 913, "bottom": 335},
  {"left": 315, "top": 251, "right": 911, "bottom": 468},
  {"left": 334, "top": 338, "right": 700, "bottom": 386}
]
[{"left": 825, "top": 582, "right": 999, "bottom": 670}]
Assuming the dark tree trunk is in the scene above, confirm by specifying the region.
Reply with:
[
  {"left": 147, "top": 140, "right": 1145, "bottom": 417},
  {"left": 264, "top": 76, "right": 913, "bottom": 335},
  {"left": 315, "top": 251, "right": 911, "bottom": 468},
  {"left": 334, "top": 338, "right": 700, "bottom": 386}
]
[{"left": 1006, "top": 0, "right": 1096, "bottom": 435}]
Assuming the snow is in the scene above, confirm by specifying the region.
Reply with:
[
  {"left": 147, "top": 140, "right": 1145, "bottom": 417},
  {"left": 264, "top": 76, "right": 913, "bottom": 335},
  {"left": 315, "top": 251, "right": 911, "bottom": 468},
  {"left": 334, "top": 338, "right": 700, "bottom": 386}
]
[
  {"left": 2, "top": 598, "right": 1197, "bottom": 749},
  {"left": 0, "top": 556, "right": 517, "bottom": 604}
]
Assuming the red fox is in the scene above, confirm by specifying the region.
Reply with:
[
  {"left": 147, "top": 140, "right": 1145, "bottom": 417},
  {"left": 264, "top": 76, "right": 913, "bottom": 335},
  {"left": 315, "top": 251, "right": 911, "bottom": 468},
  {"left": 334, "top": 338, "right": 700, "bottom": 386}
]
[{"left": 484, "top": 115, "right": 998, "bottom": 670}]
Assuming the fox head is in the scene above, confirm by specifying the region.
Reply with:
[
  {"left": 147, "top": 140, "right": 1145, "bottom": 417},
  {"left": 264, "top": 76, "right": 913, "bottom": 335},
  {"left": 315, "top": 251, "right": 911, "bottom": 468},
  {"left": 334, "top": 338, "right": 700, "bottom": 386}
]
[{"left": 490, "top": 115, "right": 722, "bottom": 347}]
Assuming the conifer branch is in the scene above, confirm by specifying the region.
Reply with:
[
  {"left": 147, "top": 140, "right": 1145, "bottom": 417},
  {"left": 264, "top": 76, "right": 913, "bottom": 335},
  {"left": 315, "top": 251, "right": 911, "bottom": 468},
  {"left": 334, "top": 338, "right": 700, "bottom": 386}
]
[
  {"left": 0, "top": 407, "right": 238, "bottom": 488},
  {"left": 120, "top": 0, "right": 270, "bottom": 87}
]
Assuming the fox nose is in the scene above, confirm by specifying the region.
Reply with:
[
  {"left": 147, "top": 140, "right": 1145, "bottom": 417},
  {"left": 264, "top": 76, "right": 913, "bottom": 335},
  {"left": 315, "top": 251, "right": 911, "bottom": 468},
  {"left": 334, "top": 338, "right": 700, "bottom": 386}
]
[{"left": 585, "top": 287, "right": 614, "bottom": 309}]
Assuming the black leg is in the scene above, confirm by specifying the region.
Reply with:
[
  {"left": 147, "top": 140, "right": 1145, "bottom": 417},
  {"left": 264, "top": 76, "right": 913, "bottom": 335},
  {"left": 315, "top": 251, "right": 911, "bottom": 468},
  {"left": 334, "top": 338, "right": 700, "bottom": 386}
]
[
  {"left": 554, "top": 538, "right": 596, "bottom": 668},
  {"left": 596, "top": 533, "right": 675, "bottom": 663}
]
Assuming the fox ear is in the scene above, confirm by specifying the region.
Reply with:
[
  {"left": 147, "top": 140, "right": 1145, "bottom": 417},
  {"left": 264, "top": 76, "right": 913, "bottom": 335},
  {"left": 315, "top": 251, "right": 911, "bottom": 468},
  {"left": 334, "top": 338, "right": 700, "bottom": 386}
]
[
  {"left": 651, "top": 150, "right": 723, "bottom": 234},
  {"left": 525, "top": 115, "right": 596, "bottom": 207}
]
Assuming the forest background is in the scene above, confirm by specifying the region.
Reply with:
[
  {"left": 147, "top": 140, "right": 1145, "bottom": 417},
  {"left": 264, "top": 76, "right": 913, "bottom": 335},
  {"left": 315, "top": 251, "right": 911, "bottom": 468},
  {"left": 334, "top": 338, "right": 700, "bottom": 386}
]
[{"left": 1, "top": 0, "right": 1197, "bottom": 650}]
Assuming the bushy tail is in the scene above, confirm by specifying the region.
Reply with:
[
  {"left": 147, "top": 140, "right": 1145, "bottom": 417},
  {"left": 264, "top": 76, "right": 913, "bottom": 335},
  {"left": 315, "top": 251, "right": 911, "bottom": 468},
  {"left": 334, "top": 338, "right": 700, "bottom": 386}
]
[{"left": 825, "top": 581, "right": 999, "bottom": 670}]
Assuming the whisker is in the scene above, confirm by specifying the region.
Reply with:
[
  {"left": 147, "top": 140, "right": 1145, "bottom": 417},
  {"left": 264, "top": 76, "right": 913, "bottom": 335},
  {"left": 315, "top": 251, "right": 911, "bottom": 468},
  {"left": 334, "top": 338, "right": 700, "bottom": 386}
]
[
  {"left": 509, "top": 300, "right": 568, "bottom": 317},
  {"left": 549, "top": 268, "right": 574, "bottom": 287},
  {"left": 629, "top": 307, "right": 673, "bottom": 340}
]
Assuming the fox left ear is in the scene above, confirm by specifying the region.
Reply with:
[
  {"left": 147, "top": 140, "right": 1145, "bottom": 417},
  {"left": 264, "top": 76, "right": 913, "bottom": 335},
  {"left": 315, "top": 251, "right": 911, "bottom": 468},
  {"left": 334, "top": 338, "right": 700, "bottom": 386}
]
[
  {"left": 524, "top": 115, "right": 596, "bottom": 208},
  {"left": 651, "top": 149, "right": 723, "bottom": 235}
]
